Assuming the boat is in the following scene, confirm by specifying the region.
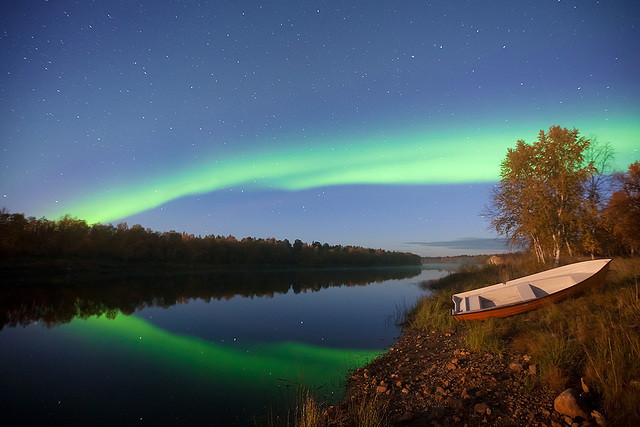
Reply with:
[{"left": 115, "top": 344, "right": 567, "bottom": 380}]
[{"left": 451, "top": 259, "right": 612, "bottom": 321}]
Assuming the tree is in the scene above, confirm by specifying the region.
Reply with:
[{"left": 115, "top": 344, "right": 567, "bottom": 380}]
[
  {"left": 605, "top": 161, "right": 640, "bottom": 255},
  {"left": 580, "top": 138, "right": 616, "bottom": 258},
  {"left": 488, "top": 126, "right": 596, "bottom": 265}
]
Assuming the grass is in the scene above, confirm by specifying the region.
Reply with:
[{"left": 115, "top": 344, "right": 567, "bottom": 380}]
[
  {"left": 411, "top": 256, "right": 640, "bottom": 425},
  {"left": 297, "top": 392, "right": 327, "bottom": 427},
  {"left": 294, "top": 390, "right": 389, "bottom": 427},
  {"left": 464, "top": 317, "right": 507, "bottom": 355}
]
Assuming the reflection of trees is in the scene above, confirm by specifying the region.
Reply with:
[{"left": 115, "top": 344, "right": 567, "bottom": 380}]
[{"left": 0, "top": 267, "right": 421, "bottom": 330}]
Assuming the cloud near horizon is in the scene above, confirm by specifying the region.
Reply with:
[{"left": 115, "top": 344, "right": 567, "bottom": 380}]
[{"left": 406, "top": 237, "right": 510, "bottom": 252}]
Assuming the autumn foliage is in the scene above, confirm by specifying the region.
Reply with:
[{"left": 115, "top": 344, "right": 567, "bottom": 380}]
[{"left": 488, "top": 125, "right": 639, "bottom": 264}]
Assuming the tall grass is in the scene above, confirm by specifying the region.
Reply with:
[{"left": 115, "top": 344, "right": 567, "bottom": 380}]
[
  {"left": 294, "top": 391, "right": 389, "bottom": 427},
  {"left": 464, "top": 317, "right": 508, "bottom": 355},
  {"left": 411, "top": 288, "right": 460, "bottom": 332},
  {"left": 512, "top": 258, "right": 640, "bottom": 423},
  {"left": 297, "top": 392, "right": 327, "bottom": 427}
]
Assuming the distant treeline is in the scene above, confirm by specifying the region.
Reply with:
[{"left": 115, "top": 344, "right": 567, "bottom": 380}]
[
  {"left": 0, "top": 210, "right": 420, "bottom": 268},
  {"left": 421, "top": 255, "right": 491, "bottom": 265}
]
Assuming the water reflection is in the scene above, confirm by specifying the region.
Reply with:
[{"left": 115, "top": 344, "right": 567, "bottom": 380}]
[
  {"left": 0, "top": 266, "right": 421, "bottom": 330},
  {"left": 0, "top": 266, "right": 450, "bottom": 425}
]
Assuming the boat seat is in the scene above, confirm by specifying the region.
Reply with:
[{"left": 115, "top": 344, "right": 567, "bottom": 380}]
[
  {"left": 465, "top": 294, "right": 482, "bottom": 311},
  {"left": 516, "top": 283, "right": 536, "bottom": 301}
]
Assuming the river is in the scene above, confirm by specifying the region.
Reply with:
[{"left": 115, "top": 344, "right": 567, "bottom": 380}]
[{"left": 0, "top": 265, "right": 453, "bottom": 425}]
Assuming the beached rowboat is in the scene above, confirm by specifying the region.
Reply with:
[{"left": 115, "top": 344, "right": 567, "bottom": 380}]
[{"left": 451, "top": 259, "right": 612, "bottom": 321}]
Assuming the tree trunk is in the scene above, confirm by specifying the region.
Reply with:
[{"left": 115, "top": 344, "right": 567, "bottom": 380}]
[
  {"left": 552, "top": 233, "right": 561, "bottom": 267},
  {"left": 532, "top": 234, "right": 545, "bottom": 264}
]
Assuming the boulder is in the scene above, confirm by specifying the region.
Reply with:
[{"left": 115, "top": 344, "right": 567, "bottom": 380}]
[
  {"left": 553, "top": 388, "right": 590, "bottom": 420},
  {"left": 487, "top": 255, "right": 506, "bottom": 266}
]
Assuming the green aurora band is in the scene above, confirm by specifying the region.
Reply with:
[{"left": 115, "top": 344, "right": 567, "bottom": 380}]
[
  {"left": 47, "top": 118, "right": 639, "bottom": 224},
  {"left": 65, "top": 313, "right": 381, "bottom": 399}
]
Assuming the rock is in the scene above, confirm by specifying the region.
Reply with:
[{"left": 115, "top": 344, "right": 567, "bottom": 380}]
[
  {"left": 523, "top": 354, "right": 531, "bottom": 362},
  {"left": 509, "top": 362, "right": 523, "bottom": 372},
  {"left": 446, "top": 362, "right": 457, "bottom": 371},
  {"left": 591, "top": 410, "right": 606, "bottom": 426},
  {"left": 529, "top": 364, "right": 537, "bottom": 375},
  {"left": 554, "top": 388, "right": 590, "bottom": 420},
  {"left": 376, "top": 382, "right": 388, "bottom": 393},
  {"left": 488, "top": 255, "right": 506, "bottom": 266},
  {"left": 474, "top": 403, "right": 489, "bottom": 415}
]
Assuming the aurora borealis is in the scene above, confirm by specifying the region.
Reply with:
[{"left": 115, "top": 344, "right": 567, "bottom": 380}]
[{"left": 2, "top": 1, "right": 639, "bottom": 255}]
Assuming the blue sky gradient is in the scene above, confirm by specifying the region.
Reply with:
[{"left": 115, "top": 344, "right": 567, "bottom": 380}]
[{"left": 1, "top": 1, "right": 638, "bottom": 256}]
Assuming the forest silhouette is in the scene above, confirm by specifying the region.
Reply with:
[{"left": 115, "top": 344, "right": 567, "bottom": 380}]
[{"left": 0, "top": 210, "right": 420, "bottom": 269}]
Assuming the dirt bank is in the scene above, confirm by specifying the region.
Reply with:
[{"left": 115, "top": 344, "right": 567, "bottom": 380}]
[{"left": 339, "top": 328, "right": 580, "bottom": 426}]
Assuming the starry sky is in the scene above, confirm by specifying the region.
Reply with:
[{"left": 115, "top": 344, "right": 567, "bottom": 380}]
[{"left": 1, "top": 1, "right": 639, "bottom": 257}]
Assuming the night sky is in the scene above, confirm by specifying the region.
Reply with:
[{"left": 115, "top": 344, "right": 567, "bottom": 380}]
[{"left": 2, "top": 1, "right": 639, "bottom": 256}]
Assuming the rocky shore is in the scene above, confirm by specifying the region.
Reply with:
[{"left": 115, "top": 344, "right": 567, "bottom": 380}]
[{"left": 337, "top": 328, "right": 605, "bottom": 426}]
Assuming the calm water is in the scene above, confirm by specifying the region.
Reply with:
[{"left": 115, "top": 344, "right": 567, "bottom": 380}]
[{"left": 0, "top": 265, "right": 451, "bottom": 425}]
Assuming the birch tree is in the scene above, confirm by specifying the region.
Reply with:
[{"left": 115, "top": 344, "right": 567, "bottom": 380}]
[{"left": 489, "top": 126, "right": 595, "bottom": 265}]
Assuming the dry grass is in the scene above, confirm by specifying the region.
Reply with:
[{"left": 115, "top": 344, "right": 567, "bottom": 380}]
[
  {"left": 512, "top": 258, "right": 640, "bottom": 423},
  {"left": 296, "top": 392, "right": 327, "bottom": 427},
  {"left": 294, "top": 391, "right": 389, "bottom": 427},
  {"left": 344, "top": 393, "right": 389, "bottom": 427}
]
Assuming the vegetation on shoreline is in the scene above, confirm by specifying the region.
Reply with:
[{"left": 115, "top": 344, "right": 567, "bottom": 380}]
[
  {"left": 0, "top": 209, "right": 420, "bottom": 268},
  {"left": 410, "top": 256, "right": 640, "bottom": 425}
]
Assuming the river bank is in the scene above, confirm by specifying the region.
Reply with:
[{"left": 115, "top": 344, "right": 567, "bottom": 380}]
[
  {"left": 341, "top": 328, "right": 565, "bottom": 426},
  {"left": 305, "top": 257, "right": 639, "bottom": 426}
]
